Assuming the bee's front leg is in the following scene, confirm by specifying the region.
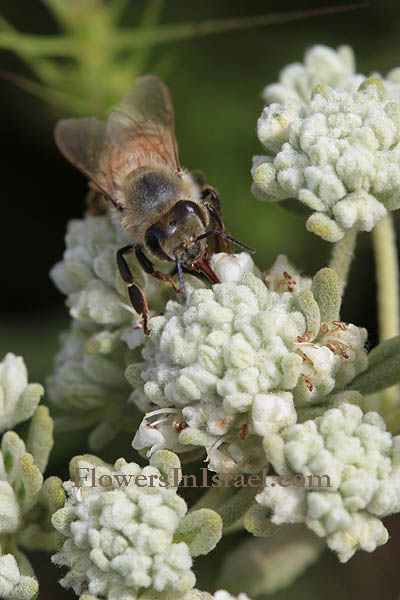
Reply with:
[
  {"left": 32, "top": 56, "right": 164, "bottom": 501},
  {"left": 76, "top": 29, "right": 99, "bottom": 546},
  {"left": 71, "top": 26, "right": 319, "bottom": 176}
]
[
  {"left": 201, "top": 187, "right": 230, "bottom": 253},
  {"left": 116, "top": 245, "right": 150, "bottom": 336},
  {"left": 135, "top": 246, "right": 180, "bottom": 294}
]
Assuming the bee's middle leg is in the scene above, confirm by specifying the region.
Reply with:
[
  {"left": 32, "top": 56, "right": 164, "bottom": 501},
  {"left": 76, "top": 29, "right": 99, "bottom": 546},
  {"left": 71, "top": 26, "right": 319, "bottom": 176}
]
[
  {"left": 135, "top": 246, "right": 180, "bottom": 294},
  {"left": 116, "top": 245, "right": 150, "bottom": 336}
]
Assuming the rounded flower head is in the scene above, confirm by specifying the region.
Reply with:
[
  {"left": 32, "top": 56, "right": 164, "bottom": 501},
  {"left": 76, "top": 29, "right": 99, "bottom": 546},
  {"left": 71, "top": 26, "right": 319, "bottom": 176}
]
[
  {"left": 52, "top": 454, "right": 196, "bottom": 600},
  {"left": 50, "top": 214, "right": 172, "bottom": 337},
  {"left": 48, "top": 213, "right": 177, "bottom": 450},
  {"left": 130, "top": 254, "right": 367, "bottom": 473},
  {"left": 47, "top": 321, "right": 141, "bottom": 450},
  {"left": 253, "top": 79, "right": 400, "bottom": 241},
  {"left": 0, "top": 353, "right": 43, "bottom": 433},
  {"left": 257, "top": 403, "right": 400, "bottom": 562},
  {"left": 262, "top": 43, "right": 400, "bottom": 106}
]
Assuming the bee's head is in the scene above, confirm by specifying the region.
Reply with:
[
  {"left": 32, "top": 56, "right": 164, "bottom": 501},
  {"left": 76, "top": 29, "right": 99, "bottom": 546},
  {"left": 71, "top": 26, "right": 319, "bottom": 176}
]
[{"left": 145, "top": 201, "right": 208, "bottom": 265}]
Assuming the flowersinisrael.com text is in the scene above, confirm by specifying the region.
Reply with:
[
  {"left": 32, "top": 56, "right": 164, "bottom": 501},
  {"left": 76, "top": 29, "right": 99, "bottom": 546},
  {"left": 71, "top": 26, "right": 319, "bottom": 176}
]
[{"left": 74, "top": 467, "right": 331, "bottom": 490}]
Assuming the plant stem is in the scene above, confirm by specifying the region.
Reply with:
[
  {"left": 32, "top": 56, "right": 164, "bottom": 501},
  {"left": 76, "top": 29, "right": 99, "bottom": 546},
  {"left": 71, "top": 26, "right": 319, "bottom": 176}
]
[
  {"left": 223, "top": 516, "right": 245, "bottom": 535},
  {"left": 0, "top": 5, "right": 368, "bottom": 57},
  {"left": 328, "top": 229, "right": 358, "bottom": 296},
  {"left": 190, "top": 485, "right": 232, "bottom": 512},
  {"left": 372, "top": 214, "right": 400, "bottom": 414}
]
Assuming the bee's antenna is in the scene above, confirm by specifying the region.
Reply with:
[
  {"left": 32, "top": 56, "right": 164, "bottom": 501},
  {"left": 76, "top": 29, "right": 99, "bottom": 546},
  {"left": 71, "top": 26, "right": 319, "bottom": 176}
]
[
  {"left": 197, "top": 230, "right": 256, "bottom": 254},
  {"left": 176, "top": 257, "right": 187, "bottom": 302}
]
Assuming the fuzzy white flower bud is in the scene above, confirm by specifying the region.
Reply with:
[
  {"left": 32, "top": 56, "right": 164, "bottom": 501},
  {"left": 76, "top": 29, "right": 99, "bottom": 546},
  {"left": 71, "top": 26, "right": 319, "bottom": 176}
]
[
  {"left": 210, "top": 252, "right": 259, "bottom": 283},
  {"left": 183, "top": 590, "right": 251, "bottom": 600},
  {"left": 213, "top": 591, "right": 251, "bottom": 600},
  {"left": 250, "top": 392, "right": 296, "bottom": 437},
  {"left": 262, "top": 44, "right": 400, "bottom": 106}
]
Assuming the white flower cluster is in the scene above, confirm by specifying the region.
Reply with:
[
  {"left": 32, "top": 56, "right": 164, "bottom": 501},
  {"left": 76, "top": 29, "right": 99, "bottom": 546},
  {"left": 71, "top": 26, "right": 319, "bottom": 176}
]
[
  {"left": 253, "top": 79, "right": 400, "bottom": 241},
  {"left": 253, "top": 45, "right": 400, "bottom": 241},
  {"left": 0, "top": 552, "right": 38, "bottom": 600},
  {"left": 262, "top": 44, "right": 400, "bottom": 106},
  {"left": 47, "top": 214, "right": 174, "bottom": 447},
  {"left": 47, "top": 321, "right": 141, "bottom": 450},
  {"left": 0, "top": 353, "right": 43, "bottom": 432},
  {"left": 131, "top": 254, "right": 367, "bottom": 473},
  {"left": 257, "top": 403, "right": 400, "bottom": 562},
  {"left": 50, "top": 214, "right": 172, "bottom": 343},
  {"left": 0, "top": 400, "right": 59, "bottom": 598},
  {"left": 52, "top": 456, "right": 195, "bottom": 600}
]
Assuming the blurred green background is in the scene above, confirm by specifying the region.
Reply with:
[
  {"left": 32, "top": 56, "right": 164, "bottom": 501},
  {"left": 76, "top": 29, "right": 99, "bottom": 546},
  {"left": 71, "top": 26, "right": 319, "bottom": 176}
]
[{"left": 1, "top": 0, "right": 400, "bottom": 598}]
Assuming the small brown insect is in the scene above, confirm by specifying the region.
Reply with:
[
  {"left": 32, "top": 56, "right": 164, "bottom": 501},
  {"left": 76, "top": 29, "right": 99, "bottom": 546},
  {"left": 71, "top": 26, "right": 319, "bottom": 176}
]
[{"left": 55, "top": 75, "right": 254, "bottom": 335}]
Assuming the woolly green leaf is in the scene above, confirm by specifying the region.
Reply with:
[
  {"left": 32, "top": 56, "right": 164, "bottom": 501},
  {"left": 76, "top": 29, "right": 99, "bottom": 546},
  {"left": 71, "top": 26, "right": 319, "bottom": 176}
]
[
  {"left": 18, "top": 522, "right": 58, "bottom": 553},
  {"left": 54, "top": 413, "right": 100, "bottom": 433},
  {"left": 179, "top": 448, "right": 206, "bottom": 464},
  {"left": 306, "top": 213, "right": 345, "bottom": 242},
  {"left": 296, "top": 390, "right": 364, "bottom": 422},
  {"left": 150, "top": 450, "right": 181, "bottom": 489},
  {"left": 1, "top": 431, "right": 25, "bottom": 483},
  {"left": 41, "top": 476, "right": 66, "bottom": 515},
  {"left": 26, "top": 406, "right": 54, "bottom": 474},
  {"left": 311, "top": 267, "right": 341, "bottom": 326},
  {"left": 11, "top": 547, "right": 35, "bottom": 578},
  {"left": 88, "top": 419, "right": 119, "bottom": 451},
  {"left": 263, "top": 435, "right": 291, "bottom": 476},
  {"left": 18, "top": 454, "right": 43, "bottom": 513},
  {"left": 124, "top": 363, "right": 144, "bottom": 388},
  {"left": 294, "top": 289, "right": 321, "bottom": 335},
  {"left": 367, "top": 334, "right": 400, "bottom": 368},
  {"left": 174, "top": 508, "right": 222, "bottom": 557},
  {"left": 85, "top": 329, "right": 122, "bottom": 354},
  {"left": 350, "top": 336, "right": 400, "bottom": 394},
  {"left": 244, "top": 503, "right": 281, "bottom": 537},
  {"left": 69, "top": 454, "right": 111, "bottom": 480},
  {"left": 0, "top": 481, "right": 20, "bottom": 535},
  {"left": 215, "top": 479, "right": 263, "bottom": 529},
  {"left": 51, "top": 505, "right": 76, "bottom": 537},
  {"left": 18, "top": 476, "right": 65, "bottom": 552},
  {"left": 218, "top": 526, "right": 323, "bottom": 597}
]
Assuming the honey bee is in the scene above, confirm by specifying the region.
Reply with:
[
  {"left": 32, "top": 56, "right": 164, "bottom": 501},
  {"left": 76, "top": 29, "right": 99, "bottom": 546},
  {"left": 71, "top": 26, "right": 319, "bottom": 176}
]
[{"left": 55, "top": 75, "right": 254, "bottom": 335}]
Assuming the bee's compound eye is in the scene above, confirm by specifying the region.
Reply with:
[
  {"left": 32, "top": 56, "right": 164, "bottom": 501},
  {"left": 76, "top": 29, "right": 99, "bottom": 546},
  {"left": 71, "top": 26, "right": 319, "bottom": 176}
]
[{"left": 145, "top": 225, "right": 170, "bottom": 261}]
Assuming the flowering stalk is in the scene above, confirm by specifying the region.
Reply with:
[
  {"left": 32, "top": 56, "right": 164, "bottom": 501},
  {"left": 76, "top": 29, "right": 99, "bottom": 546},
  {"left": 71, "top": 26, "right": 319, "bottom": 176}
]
[
  {"left": 328, "top": 229, "right": 358, "bottom": 297},
  {"left": 372, "top": 214, "right": 400, "bottom": 414}
]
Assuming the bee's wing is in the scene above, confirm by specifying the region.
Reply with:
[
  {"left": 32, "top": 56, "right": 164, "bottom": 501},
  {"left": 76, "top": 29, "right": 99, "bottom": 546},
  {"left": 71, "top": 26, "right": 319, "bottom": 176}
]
[
  {"left": 55, "top": 76, "right": 180, "bottom": 202},
  {"left": 54, "top": 117, "right": 111, "bottom": 197},
  {"left": 104, "top": 75, "right": 180, "bottom": 174}
]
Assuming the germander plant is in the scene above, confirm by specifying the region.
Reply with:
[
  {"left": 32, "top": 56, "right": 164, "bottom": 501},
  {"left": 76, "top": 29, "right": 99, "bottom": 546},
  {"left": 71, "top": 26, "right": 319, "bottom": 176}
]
[{"left": 2, "top": 2, "right": 400, "bottom": 598}]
